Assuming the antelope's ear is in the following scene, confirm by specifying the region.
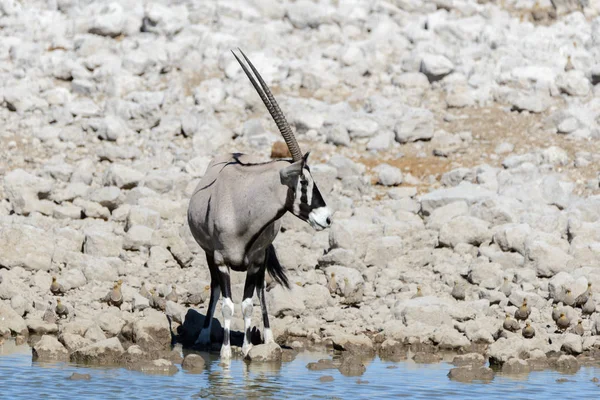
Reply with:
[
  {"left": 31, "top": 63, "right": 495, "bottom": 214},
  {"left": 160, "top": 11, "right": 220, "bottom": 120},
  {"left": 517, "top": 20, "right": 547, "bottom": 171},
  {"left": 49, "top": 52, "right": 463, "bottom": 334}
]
[
  {"left": 280, "top": 160, "right": 303, "bottom": 186},
  {"left": 302, "top": 151, "right": 311, "bottom": 165}
]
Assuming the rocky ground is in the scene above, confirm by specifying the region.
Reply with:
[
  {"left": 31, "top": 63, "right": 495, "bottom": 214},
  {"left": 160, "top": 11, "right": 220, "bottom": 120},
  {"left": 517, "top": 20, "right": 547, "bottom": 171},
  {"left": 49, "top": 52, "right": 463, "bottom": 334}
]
[{"left": 1, "top": 0, "right": 600, "bottom": 378}]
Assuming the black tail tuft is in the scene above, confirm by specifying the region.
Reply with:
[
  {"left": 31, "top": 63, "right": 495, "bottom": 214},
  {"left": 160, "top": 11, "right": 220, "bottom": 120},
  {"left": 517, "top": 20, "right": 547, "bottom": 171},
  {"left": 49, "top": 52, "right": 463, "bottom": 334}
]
[{"left": 265, "top": 244, "right": 290, "bottom": 289}]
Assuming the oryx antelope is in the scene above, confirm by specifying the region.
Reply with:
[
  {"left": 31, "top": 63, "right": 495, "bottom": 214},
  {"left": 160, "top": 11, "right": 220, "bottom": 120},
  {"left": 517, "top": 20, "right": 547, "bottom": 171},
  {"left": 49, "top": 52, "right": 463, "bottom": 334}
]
[{"left": 187, "top": 49, "right": 332, "bottom": 359}]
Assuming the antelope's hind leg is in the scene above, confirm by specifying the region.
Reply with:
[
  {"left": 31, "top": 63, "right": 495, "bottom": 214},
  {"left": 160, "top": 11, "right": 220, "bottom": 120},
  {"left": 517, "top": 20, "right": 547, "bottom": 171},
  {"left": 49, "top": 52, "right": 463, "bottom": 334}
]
[
  {"left": 257, "top": 254, "right": 273, "bottom": 344},
  {"left": 195, "top": 253, "right": 221, "bottom": 347},
  {"left": 241, "top": 264, "right": 259, "bottom": 356}
]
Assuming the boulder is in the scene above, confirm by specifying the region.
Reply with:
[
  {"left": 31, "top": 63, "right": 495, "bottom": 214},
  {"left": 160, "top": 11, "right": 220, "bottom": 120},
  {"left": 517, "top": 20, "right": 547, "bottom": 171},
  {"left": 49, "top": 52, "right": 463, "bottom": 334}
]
[
  {"left": 0, "top": 303, "right": 28, "bottom": 336},
  {"left": 245, "top": 343, "right": 282, "bottom": 362},
  {"left": 502, "top": 358, "right": 530, "bottom": 374},
  {"left": 0, "top": 225, "right": 54, "bottom": 271},
  {"left": 3, "top": 169, "right": 54, "bottom": 215},
  {"left": 338, "top": 353, "right": 366, "bottom": 377},
  {"left": 330, "top": 334, "right": 374, "bottom": 355},
  {"left": 32, "top": 335, "right": 69, "bottom": 361},
  {"left": 448, "top": 366, "right": 494, "bottom": 383},
  {"left": 132, "top": 310, "right": 171, "bottom": 352},
  {"left": 420, "top": 182, "right": 495, "bottom": 216},
  {"left": 373, "top": 164, "right": 403, "bottom": 186},
  {"left": 59, "top": 333, "right": 92, "bottom": 353},
  {"left": 393, "top": 107, "right": 434, "bottom": 143},
  {"left": 84, "top": 230, "right": 123, "bottom": 257},
  {"left": 70, "top": 337, "right": 125, "bottom": 364},
  {"left": 554, "top": 355, "right": 579, "bottom": 372},
  {"left": 561, "top": 333, "right": 583, "bottom": 355},
  {"left": 420, "top": 54, "right": 454, "bottom": 82},
  {"left": 181, "top": 354, "right": 205, "bottom": 371},
  {"left": 266, "top": 285, "right": 306, "bottom": 317},
  {"left": 439, "top": 216, "right": 491, "bottom": 248},
  {"left": 451, "top": 353, "right": 485, "bottom": 367}
]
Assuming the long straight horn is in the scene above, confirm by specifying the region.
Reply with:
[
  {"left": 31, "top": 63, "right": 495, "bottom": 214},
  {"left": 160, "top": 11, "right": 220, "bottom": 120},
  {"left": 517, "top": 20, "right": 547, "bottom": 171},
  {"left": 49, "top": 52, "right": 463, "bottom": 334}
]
[{"left": 231, "top": 49, "right": 303, "bottom": 162}]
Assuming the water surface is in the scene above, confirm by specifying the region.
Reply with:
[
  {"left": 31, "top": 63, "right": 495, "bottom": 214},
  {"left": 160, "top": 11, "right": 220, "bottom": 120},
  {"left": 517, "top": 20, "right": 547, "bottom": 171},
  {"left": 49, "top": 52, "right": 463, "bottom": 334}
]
[{"left": 1, "top": 340, "right": 599, "bottom": 399}]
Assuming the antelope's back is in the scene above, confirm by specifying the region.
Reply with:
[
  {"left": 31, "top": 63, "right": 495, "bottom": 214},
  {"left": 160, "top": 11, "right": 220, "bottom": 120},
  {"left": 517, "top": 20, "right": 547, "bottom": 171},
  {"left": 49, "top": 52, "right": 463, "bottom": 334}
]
[{"left": 187, "top": 153, "right": 269, "bottom": 252}]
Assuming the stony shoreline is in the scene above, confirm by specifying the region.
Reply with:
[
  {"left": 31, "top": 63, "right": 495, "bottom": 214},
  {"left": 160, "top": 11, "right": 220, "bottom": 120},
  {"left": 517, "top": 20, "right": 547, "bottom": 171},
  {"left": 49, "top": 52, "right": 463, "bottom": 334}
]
[{"left": 2, "top": 0, "right": 600, "bottom": 380}]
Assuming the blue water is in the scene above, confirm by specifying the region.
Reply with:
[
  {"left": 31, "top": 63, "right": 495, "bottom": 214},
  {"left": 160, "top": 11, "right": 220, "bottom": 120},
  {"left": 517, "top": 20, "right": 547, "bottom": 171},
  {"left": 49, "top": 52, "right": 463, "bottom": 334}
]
[{"left": 1, "top": 340, "right": 600, "bottom": 399}]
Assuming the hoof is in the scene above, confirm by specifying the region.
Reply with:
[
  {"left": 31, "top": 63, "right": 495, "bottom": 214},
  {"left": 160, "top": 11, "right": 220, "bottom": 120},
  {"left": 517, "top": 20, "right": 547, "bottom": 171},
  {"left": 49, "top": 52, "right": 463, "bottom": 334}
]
[
  {"left": 220, "top": 345, "right": 232, "bottom": 360},
  {"left": 194, "top": 329, "right": 211, "bottom": 347},
  {"left": 242, "top": 344, "right": 253, "bottom": 357}
]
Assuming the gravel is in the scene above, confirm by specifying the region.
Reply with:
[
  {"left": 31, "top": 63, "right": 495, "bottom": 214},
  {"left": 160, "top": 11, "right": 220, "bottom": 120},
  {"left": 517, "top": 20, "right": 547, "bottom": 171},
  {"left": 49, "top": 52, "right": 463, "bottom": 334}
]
[{"left": 0, "top": 0, "right": 600, "bottom": 371}]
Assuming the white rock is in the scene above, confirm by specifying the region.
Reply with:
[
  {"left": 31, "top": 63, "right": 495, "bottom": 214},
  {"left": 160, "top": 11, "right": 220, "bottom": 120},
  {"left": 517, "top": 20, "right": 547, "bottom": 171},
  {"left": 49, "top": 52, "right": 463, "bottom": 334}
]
[
  {"left": 556, "top": 70, "right": 590, "bottom": 97},
  {"left": 439, "top": 216, "right": 491, "bottom": 247},
  {"left": 102, "top": 164, "right": 144, "bottom": 189},
  {"left": 0, "top": 225, "right": 54, "bottom": 271},
  {"left": 419, "top": 54, "right": 454, "bottom": 82},
  {"left": 4, "top": 169, "right": 54, "bottom": 215},
  {"left": 394, "top": 108, "right": 434, "bottom": 143},
  {"left": 373, "top": 164, "right": 403, "bottom": 186}
]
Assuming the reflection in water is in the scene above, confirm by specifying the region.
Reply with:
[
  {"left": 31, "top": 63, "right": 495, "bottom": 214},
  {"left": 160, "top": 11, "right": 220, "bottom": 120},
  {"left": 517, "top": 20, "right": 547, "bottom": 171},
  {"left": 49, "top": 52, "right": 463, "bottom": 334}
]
[{"left": 2, "top": 340, "right": 600, "bottom": 399}]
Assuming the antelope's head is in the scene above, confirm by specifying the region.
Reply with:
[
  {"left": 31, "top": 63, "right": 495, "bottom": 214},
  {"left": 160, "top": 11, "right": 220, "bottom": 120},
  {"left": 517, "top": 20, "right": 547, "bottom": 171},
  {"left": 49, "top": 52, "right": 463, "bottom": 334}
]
[{"left": 232, "top": 49, "right": 332, "bottom": 231}]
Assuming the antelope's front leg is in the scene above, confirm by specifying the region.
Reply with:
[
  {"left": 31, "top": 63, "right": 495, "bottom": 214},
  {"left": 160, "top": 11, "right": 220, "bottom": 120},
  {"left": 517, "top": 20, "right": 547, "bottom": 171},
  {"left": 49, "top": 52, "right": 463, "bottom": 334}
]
[{"left": 217, "top": 263, "right": 233, "bottom": 360}]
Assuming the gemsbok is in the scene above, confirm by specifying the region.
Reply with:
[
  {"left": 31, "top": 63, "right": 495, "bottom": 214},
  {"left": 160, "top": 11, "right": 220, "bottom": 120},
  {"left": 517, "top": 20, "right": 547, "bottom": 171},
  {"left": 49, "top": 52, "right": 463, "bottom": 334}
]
[{"left": 187, "top": 49, "right": 333, "bottom": 358}]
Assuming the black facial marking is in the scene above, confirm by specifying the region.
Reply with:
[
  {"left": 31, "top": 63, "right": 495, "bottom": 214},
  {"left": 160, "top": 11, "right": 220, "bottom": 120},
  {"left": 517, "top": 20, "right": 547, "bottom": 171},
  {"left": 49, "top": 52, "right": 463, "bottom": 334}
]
[
  {"left": 311, "top": 184, "right": 326, "bottom": 209},
  {"left": 300, "top": 178, "right": 308, "bottom": 205}
]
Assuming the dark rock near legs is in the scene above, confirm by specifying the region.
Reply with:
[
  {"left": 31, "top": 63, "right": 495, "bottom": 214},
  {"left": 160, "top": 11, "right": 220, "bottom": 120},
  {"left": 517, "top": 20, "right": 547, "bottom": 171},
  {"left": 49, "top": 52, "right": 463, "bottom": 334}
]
[
  {"left": 245, "top": 343, "right": 282, "bottom": 362},
  {"left": 182, "top": 354, "right": 205, "bottom": 372}
]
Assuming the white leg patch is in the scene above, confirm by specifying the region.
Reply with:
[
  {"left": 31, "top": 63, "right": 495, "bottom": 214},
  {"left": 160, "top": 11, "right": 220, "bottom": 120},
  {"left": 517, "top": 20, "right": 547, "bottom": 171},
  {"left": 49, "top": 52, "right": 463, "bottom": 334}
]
[
  {"left": 242, "top": 298, "right": 253, "bottom": 356},
  {"left": 221, "top": 297, "right": 234, "bottom": 359},
  {"left": 264, "top": 328, "right": 274, "bottom": 344}
]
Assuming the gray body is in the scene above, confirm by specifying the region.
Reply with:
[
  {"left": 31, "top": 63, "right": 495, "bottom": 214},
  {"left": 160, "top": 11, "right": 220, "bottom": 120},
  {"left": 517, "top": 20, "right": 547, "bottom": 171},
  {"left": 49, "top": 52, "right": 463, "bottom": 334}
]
[{"left": 188, "top": 154, "right": 290, "bottom": 270}]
